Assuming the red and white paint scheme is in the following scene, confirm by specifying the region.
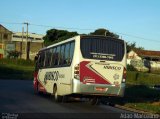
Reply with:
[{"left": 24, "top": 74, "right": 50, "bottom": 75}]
[{"left": 33, "top": 35, "right": 127, "bottom": 101}]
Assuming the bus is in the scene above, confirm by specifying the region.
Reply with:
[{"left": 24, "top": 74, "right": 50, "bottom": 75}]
[{"left": 33, "top": 35, "right": 127, "bottom": 104}]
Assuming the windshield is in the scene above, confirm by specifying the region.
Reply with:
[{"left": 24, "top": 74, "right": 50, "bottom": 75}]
[{"left": 80, "top": 37, "right": 125, "bottom": 61}]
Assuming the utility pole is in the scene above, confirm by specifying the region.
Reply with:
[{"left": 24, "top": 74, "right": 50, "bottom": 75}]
[
  {"left": 20, "top": 27, "right": 24, "bottom": 59},
  {"left": 24, "top": 22, "right": 30, "bottom": 60}
]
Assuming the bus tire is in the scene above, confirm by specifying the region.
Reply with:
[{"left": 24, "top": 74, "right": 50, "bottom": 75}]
[
  {"left": 53, "top": 86, "right": 63, "bottom": 102},
  {"left": 89, "top": 97, "right": 99, "bottom": 105}
]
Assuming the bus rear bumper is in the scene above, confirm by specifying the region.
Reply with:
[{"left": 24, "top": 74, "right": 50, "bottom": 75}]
[{"left": 72, "top": 79, "right": 125, "bottom": 97}]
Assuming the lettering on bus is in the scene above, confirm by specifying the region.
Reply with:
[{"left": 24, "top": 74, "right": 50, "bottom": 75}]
[
  {"left": 92, "top": 54, "right": 114, "bottom": 59},
  {"left": 90, "top": 52, "right": 115, "bottom": 60},
  {"left": 104, "top": 65, "right": 121, "bottom": 70},
  {"left": 44, "top": 71, "right": 65, "bottom": 82}
]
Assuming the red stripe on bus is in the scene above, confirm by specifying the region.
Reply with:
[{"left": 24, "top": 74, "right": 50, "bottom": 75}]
[
  {"left": 38, "top": 81, "right": 47, "bottom": 92},
  {"left": 80, "top": 61, "right": 110, "bottom": 84},
  {"left": 33, "top": 72, "right": 46, "bottom": 93}
]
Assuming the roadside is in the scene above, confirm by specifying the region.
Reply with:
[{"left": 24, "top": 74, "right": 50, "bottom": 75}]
[
  {"left": 0, "top": 59, "right": 34, "bottom": 80},
  {"left": 101, "top": 85, "right": 160, "bottom": 114},
  {"left": 102, "top": 71, "right": 160, "bottom": 114}
]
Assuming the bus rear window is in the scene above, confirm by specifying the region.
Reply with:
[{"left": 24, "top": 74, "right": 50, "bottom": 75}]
[{"left": 80, "top": 37, "right": 125, "bottom": 61}]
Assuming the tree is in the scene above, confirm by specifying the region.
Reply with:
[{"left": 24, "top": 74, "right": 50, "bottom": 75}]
[
  {"left": 43, "top": 29, "right": 78, "bottom": 46},
  {"left": 7, "top": 51, "right": 21, "bottom": 59},
  {"left": 127, "top": 42, "right": 144, "bottom": 52},
  {"left": 90, "top": 28, "right": 119, "bottom": 38}
]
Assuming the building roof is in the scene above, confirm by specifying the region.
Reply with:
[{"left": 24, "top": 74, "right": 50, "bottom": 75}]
[
  {"left": 134, "top": 49, "right": 160, "bottom": 58},
  {"left": 12, "top": 32, "right": 44, "bottom": 43},
  {"left": 0, "top": 24, "right": 12, "bottom": 33},
  {"left": 13, "top": 32, "right": 44, "bottom": 38}
]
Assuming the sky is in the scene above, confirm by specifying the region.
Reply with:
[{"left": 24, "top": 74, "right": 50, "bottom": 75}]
[{"left": 0, "top": 0, "right": 160, "bottom": 50}]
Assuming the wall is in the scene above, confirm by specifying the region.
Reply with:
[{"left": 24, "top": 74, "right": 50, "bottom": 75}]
[
  {"left": 14, "top": 41, "right": 44, "bottom": 60},
  {"left": 0, "top": 25, "right": 12, "bottom": 58}
]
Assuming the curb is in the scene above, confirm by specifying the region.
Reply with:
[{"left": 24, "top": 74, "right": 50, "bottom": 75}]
[
  {"left": 115, "top": 104, "right": 150, "bottom": 114},
  {"left": 101, "top": 101, "right": 159, "bottom": 115}
]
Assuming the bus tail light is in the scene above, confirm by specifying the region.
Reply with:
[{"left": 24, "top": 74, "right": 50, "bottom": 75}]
[
  {"left": 74, "top": 64, "right": 80, "bottom": 79},
  {"left": 122, "top": 67, "right": 126, "bottom": 83}
]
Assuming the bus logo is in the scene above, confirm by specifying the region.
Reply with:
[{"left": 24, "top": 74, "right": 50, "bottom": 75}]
[
  {"left": 44, "top": 71, "right": 65, "bottom": 83},
  {"left": 104, "top": 65, "right": 121, "bottom": 70}
]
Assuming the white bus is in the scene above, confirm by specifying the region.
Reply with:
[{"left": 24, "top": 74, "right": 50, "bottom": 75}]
[{"left": 33, "top": 35, "right": 127, "bottom": 104}]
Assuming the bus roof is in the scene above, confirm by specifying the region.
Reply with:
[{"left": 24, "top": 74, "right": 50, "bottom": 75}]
[{"left": 39, "top": 35, "right": 125, "bottom": 52}]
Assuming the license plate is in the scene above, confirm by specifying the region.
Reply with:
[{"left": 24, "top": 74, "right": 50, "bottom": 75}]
[{"left": 95, "top": 87, "right": 108, "bottom": 92}]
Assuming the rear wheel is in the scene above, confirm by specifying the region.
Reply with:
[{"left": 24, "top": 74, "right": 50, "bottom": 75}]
[
  {"left": 53, "top": 86, "right": 63, "bottom": 102},
  {"left": 89, "top": 97, "right": 100, "bottom": 105}
]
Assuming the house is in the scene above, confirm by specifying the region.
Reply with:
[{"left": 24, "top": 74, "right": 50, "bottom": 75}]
[
  {"left": 127, "top": 49, "right": 160, "bottom": 71},
  {"left": 127, "top": 50, "right": 160, "bottom": 61},
  {"left": 12, "top": 32, "right": 44, "bottom": 60},
  {"left": 128, "top": 50, "right": 160, "bottom": 61},
  {"left": 0, "top": 24, "right": 13, "bottom": 58}
]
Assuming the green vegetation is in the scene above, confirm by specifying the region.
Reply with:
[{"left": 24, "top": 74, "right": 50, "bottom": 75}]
[
  {"left": 7, "top": 50, "right": 21, "bottom": 59},
  {"left": 0, "top": 59, "right": 34, "bottom": 80},
  {"left": 126, "top": 72, "right": 160, "bottom": 114},
  {"left": 90, "top": 28, "right": 119, "bottom": 38},
  {"left": 126, "top": 42, "right": 144, "bottom": 53},
  {"left": 124, "top": 85, "right": 160, "bottom": 114},
  {"left": 43, "top": 29, "right": 78, "bottom": 46},
  {"left": 105, "top": 85, "right": 160, "bottom": 114},
  {"left": 127, "top": 71, "right": 160, "bottom": 86},
  {"left": 125, "top": 103, "right": 160, "bottom": 114},
  {"left": 104, "top": 71, "right": 160, "bottom": 114}
]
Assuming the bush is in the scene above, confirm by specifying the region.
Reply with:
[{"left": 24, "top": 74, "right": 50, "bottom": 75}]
[
  {"left": 130, "top": 59, "right": 149, "bottom": 72},
  {"left": 0, "top": 58, "right": 34, "bottom": 66},
  {"left": 0, "top": 59, "right": 34, "bottom": 80},
  {"left": 126, "top": 85, "right": 160, "bottom": 98},
  {"left": 7, "top": 51, "right": 22, "bottom": 59},
  {"left": 127, "top": 71, "right": 160, "bottom": 86},
  {"left": 127, "top": 64, "right": 137, "bottom": 71}
]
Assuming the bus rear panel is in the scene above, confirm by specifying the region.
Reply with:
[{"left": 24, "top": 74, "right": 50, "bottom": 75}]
[{"left": 72, "top": 36, "right": 126, "bottom": 97}]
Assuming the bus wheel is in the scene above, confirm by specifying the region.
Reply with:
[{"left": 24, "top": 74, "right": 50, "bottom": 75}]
[
  {"left": 89, "top": 98, "right": 99, "bottom": 105},
  {"left": 53, "top": 86, "right": 63, "bottom": 102}
]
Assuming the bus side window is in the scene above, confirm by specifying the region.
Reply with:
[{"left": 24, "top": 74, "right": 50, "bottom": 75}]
[
  {"left": 64, "top": 43, "right": 70, "bottom": 65},
  {"left": 40, "top": 52, "right": 45, "bottom": 68},
  {"left": 54, "top": 46, "right": 60, "bottom": 66},
  {"left": 44, "top": 50, "right": 47, "bottom": 67},
  {"left": 59, "top": 45, "right": 65, "bottom": 65},
  {"left": 69, "top": 42, "right": 75, "bottom": 65},
  {"left": 50, "top": 48, "right": 56, "bottom": 67},
  {"left": 45, "top": 49, "right": 52, "bottom": 67}
]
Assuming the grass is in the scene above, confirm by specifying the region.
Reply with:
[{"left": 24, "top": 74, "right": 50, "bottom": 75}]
[
  {"left": 125, "top": 103, "right": 160, "bottom": 114},
  {"left": 127, "top": 71, "right": 160, "bottom": 86},
  {"left": 103, "top": 85, "right": 160, "bottom": 114},
  {"left": 0, "top": 59, "right": 34, "bottom": 80},
  {"left": 103, "top": 71, "right": 160, "bottom": 114},
  {"left": 124, "top": 85, "right": 160, "bottom": 114}
]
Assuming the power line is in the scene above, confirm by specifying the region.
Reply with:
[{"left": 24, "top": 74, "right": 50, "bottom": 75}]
[
  {"left": 0, "top": 21, "right": 23, "bottom": 25},
  {"left": 115, "top": 32, "right": 160, "bottom": 43},
  {"left": 30, "top": 24, "right": 160, "bottom": 43},
  {"left": 30, "top": 23, "right": 94, "bottom": 31},
  {"left": 0, "top": 21, "right": 160, "bottom": 43}
]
